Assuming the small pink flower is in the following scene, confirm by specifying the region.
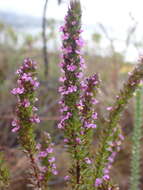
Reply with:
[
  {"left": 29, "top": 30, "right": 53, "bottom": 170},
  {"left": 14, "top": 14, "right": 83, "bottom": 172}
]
[
  {"left": 72, "top": 21, "right": 76, "bottom": 25},
  {"left": 64, "top": 175, "right": 70, "bottom": 181},
  {"left": 61, "top": 33, "right": 69, "bottom": 40},
  {"left": 76, "top": 137, "right": 81, "bottom": 144},
  {"left": 59, "top": 26, "right": 64, "bottom": 32},
  {"left": 67, "top": 65, "right": 77, "bottom": 71},
  {"left": 12, "top": 126, "right": 20, "bottom": 132},
  {"left": 92, "top": 98, "right": 99, "bottom": 105},
  {"left": 95, "top": 178, "right": 102, "bottom": 187},
  {"left": 30, "top": 115, "right": 40, "bottom": 123},
  {"left": 103, "top": 168, "right": 109, "bottom": 174},
  {"left": 39, "top": 151, "right": 47, "bottom": 158},
  {"left": 64, "top": 138, "right": 69, "bottom": 143},
  {"left": 92, "top": 112, "right": 98, "bottom": 119},
  {"left": 57, "top": 122, "right": 64, "bottom": 129},
  {"left": 85, "top": 157, "right": 92, "bottom": 164},
  {"left": 11, "top": 119, "right": 17, "bottom": 127},
  {"left": 128, "top": 72, "right": 132, "bottom": 76},
  {"left": 119, "top": 134, "right": 124, "bottom": 141},
  {"left": 46, "top": 147, "right": 53, "bottom": 153},
  {"left": 52, "top": 170, "right": 58, "bottom": 175},
  {"left": 16, "top": 68, "right": 22, "bottom": 74},
  {"left": 11, "top": 87, "right": 24, "bottom": 95},
  {"left": 33, "top": 106, "right": 38, "bottom": 111},
  {"left": 75, "top": 50, "right": 80, "bottom": 54},
  {"left": 106, "top": 106, "right": 112, "bottom": 111},
  {"left": 108, "top": 156, "right": 114, "bottom": 163},
  {"left": 103, "top": 175, "right": 110, "bottom": 181},
  {"left": 59, "top": 76, "right": 66, "bottom": 82},
  {"left": 49, "top": 157, "right": 56, "bottom": 163},
  {"left": 86, "top": 123, "right": 97, "bottom": 129},
  {"left": 76, "top": 38, "right": 84, "bottom": 47},
  {"left": 22, "top": 99, "right": 30, "bottom": 107}
]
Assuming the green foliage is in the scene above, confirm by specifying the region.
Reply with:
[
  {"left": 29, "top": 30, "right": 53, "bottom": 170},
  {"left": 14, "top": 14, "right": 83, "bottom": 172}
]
[
  {"left": 0, "top": 153, "right": 10, "bottom": 188},
  {"left": 130, "top": 87, "right": 143, "bottom": 190},
  {"left": 94, "top": 58, "right": 143, "bottom": 188},
  {"left": 1, "top": 1, "right": 143, "bottom": 190}
]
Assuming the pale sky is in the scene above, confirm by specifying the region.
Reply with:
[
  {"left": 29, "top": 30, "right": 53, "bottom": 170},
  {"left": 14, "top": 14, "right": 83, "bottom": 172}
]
[
  {"left": 0, "top": 0, "right": 142, "bottom": 25},
  {"left": 0, "top": 0, "right": 143, "bottom": 61}
]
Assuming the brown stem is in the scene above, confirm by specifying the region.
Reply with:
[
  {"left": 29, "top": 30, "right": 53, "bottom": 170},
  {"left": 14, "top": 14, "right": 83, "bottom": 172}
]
[
  {"left": 76, "top": 160, "right": 80, "bottom": 184},
  {"left": 29, "top": 153, "right": 41, "bottom": 189}
]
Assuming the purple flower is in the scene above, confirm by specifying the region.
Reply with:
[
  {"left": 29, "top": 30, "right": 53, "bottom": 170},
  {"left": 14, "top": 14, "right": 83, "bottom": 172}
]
[
  {"left": 33, "top": 106, "right": 38, "bottom": 111},
  {"left": 30, "top": 115, "right": 40, "bottom": 124},
  {"left": 61, "top": 33, "right": 69, "bottom": 40},
  {"left": 64, "top": 175, "right": 70, "bottom": 181},
  {"left": 76, "top": 72, "right": 83, "bottom": 79},
  {"left": 52, "top": 170, "right": 58, "bottom": 175},
  {"left": 92, "top": 112, "right": 98, "bottom": 120},
  {"left": 103, "top": 175, "right": 110, "bottom": 181},
  {"left": 72, "top": 21, "right": 76, "bottom": 25},
  {"left": 103, "top": 168, "right": 109, "bottom": 174},
  {"left": 85, "top": 157, "right": 92, "bottom": 164},
  {"left": 11, "top": 119, "right": 18, "bottom": 127},
  {"left": 48, "top": 157, "right": 56, "bottom": 163},
  {"left": 12, "top": 126, "right": 20, "bottom": 132},
  {"left": 38, "top": 151, "right": 48, "bottom": 158},
  {"left": 92, "top": 98, "right": 99, "bottom": 105},
  {"left": 11, "top": 87, "right": 24, "bottom": 95},
  {"left": 63, "top": 138, "right": 69, "bottom": 143},
  {"left": 106, "top": 106, "right": 112, "bottom": 111},
  {"left": 46, "top": 147, "right": 53, "bottom": 153},
  {"left": 119, "top": 134, "right": 124, "bottom": 140},
  {"left": 76, "top": 37, "right": 84, "bottom": 47},
  {"left": 22, "top": 99, "right": 30, "bottom": 107},
  {"left": 67, "top": 65, "right": 77, "bottom": 72},
  {"left": 59, "top": 76, "right": 66, "bottom": 82},
  {"left": 75, "top": 137, "right": 81, "bottom": 144},
  {"left": 86, "top": 123, "right": 97, "bottom": 129},
  {"left": 95, "top": 178, "right": 102, "bottom": 187}
]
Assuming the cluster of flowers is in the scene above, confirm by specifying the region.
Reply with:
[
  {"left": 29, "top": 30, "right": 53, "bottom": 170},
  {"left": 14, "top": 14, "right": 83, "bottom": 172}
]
[
  {"left": 11, "top": 58, "right": 58, "bottom": 189},
  {"left": 58, "top": 2, "right": 129, "bottom": 187},
  {"left": 36, "top": 132, "right": 58, "bottom": 182},
  {"left": 94, "top": 56, "right": 143, "bottom": 188},
  {"left": 8, "top": 0, "right": 143, "bottom": 188},
  {"left": 95, "top": 131, "right": 124, "bottom": 187},
  {"left": 58, "top": 1, "right": 100, "bottom": 187},
  {"left": 11, "top": 58, "right": 40, "bottom": 133},
  {"left": 79, "top": 74, "right": 99, "bottom": 131},
  {"left": 58, "top": 2, "right": 85, "bottom": 133}
]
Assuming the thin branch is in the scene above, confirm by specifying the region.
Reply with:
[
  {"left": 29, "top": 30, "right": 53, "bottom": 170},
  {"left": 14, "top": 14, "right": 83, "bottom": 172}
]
[{"left": 42, "top": 0, "right": 49, "bottom": 79}]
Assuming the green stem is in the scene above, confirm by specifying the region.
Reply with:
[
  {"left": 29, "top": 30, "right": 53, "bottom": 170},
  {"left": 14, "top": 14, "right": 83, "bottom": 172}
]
[
  {"left": 130, "top": 87, "right": 142, "bottom": 190},
  {"left": 94, "top": 58, "right": 143, "bottom": 183}
]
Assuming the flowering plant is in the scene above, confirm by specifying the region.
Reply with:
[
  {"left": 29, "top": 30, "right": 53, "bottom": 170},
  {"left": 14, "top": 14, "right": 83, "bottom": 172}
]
[
  {"left": 11, "top": 58, "right": 57, "bottom": 190},
  {"left": 0, "top": 1, "right": 143, "bottom": 190},
  {"left": 58, "top": 1, "right": 143, "bottom": 190}
]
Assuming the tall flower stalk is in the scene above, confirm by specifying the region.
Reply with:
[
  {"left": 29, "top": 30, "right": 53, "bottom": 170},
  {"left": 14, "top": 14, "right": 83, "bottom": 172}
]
[
  {"left": 11, "top": 58, "right": 41, "bottom": 189},
  {"left": 58, "top": 1, "right": 99, "bottom": 189},
  {"left": 94, "top": 56, "right": 143, "bottom": 189},
  {"left": 58, "top": 0, "right": 84, "bottom": 187},
  {"left": 36, "top": 132, "right": 58, "bottom": 190},
  {"left": 130, "top": 85, "right": 143, "bottom": 190}
]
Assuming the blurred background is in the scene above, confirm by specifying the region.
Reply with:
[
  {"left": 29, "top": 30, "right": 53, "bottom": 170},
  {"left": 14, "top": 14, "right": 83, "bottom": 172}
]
[{"left": 0, "top": 0, "right": 143, "bottom": 189}]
